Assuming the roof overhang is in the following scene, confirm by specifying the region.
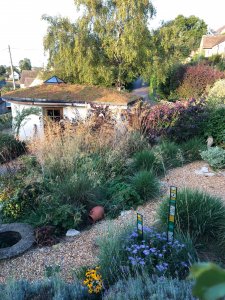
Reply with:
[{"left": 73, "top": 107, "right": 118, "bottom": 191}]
[{"left": 1, "top": 96, "right": 133, "bottom": 108}]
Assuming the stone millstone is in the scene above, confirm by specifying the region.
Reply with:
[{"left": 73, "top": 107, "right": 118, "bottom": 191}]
[{"left": 0, "top": 223, "right": 35, "bottom": 260}]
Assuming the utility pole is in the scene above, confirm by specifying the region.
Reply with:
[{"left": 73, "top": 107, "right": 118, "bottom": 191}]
[{"left": 8, "top": 45, "right": 16, "bottom": 90}]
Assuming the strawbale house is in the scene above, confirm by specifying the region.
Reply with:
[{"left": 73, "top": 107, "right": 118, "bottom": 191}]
[
  {"left": 2, "top": 76, "right": 138, "bottom": 140},
  {"left": 199, "top": 34, "right": 225, "bottom": 57}
]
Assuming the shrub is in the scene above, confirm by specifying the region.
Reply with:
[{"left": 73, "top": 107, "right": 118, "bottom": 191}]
[
  {"left": 158, "top": 188, "right": 225, "bottom": 245},
  {"left": 0, "top": 133, "right": 25, "bottom": 164},
  {"left": 153, "top": 140, "right": 183, "bottom": 170},
  {"left": 176, "top": 63, "right": 224, "bottom": 99},
  {"left": 141, "top": 99, "right": 208, "bottom": 143},
  {"left": 130, "top": 170, "right": 160, "bottom": 202},
  {"left": 103, "top": 178, "right": 141, "bottom": 218},
  {"left": 53, "top": 173, "right": 96, "bottom": 207},
  {"left": 0, "top": 112, "right": 12, "bottom": 131},
  {"left": 200, "top": 147, "right": 225, "bottom": 169},
  {"left": 0, "top": 278, "right": 88, "bottom": 300},
  {"left": 180, "top": 137, "right": 206, "bottom": 162},
  {"left": 207, "top": 79, "right": 225, "bottom": 106},
  {"left": 131, "top": 150, "right": 164, "bottom": 175},
  {"left": 35, "top": 226, "right": 59, "bottom": 247},
  {"left": 202, "top": 107, "right": 225, "bottom": 146},
  {"left": 104, "top": 274, "right": 195, "bottom": 300}
]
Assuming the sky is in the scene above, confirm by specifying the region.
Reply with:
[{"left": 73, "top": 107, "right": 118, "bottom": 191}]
[{"left": 0, "top": 0, "right": 224, "bottom": 68}]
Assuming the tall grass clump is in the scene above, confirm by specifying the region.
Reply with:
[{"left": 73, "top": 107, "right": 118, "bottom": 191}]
[
  {"left": 130, "top": 170, "right": 160, "bottom": 202},
  {"left": 0, "top": 132, "right": 26, "bottom": 164},
  {"left": 153, "top": 140, "right": 183, "bottom": 171},
  {"left": 132, "top": 150, "right": 164, "bottom": 175},
  {"left": 180, "top": 137, "right": 206, "bottom": 163},
  {"left": 158, "top": 188, "right": 225, "bottom": 246}
]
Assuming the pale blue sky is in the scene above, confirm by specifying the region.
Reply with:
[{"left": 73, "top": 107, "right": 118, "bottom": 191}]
[{"left": 0, "top": 0, "right": 224, "bottom": 67}]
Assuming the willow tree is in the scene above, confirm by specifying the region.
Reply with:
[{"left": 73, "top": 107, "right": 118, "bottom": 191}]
[
  {"left": 43, "top": 1, "right": 155, "bottom": 87},
  {"left": 42, "top": 14, "right": 78, "bottom": 82}
]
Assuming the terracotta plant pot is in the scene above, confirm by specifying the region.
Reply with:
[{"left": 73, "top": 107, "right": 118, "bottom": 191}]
[{"left": 88, "top": 206, "right": 105, "bottom": 223}]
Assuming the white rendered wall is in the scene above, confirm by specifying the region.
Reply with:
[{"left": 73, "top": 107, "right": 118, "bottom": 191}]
[{"left": 11, "top": 103, "right": 43, "bottom": 140}]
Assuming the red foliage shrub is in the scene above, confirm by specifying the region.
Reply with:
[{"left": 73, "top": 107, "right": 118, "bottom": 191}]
[{"left": 176, "top": 63, "right": 224, "bottom": 99}]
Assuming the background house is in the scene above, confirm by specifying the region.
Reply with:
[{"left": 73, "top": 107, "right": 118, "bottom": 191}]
[
  {"left": 2, "top": 76, "right": 138, "bottom": 140},
  {"left": 20, "top": 70, "right": 43, "bottom": 88},
  {"left": 199, "top": 25, "right": 225, "bottom": 57},
  {"left": 9, "top": 71, "right": 20, "bottom": 81}
]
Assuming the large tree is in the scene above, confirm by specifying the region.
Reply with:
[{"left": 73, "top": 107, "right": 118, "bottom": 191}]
[
  {"left": 19, "top": 58, "right": 32, "bottom": 71},
  {"left": 43, "top": 0, "right": 156, "bottom": 88},
  {"left": 149, "top": 15, "right": 207, "bottom": 96}
]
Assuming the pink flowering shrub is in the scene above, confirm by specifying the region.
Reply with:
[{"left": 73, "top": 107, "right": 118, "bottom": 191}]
[{"left": 140, "top": 99, "right": 208, "bottom": 143}]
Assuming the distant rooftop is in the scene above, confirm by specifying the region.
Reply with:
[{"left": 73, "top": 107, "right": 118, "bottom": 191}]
[
  {"left": 2, "top": 84, "right": 138, "bottom": 106},
  {"left": 201, "top": 35, "right": 225, "bottom": 49}
]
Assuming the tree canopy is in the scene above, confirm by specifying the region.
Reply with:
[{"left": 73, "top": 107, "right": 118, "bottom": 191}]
[
  {"left": 0, "top": 65, "right": 6, "bottom": 77},
  {"left": 19, "top": 58, "right": 32, "bottom": 71},
  {"left": 149, "top": 15, "right": 207, "bottom": 96},
  {"left": 42, "top": 4, "right": 208, "bottom": 92},
  {"left": 43, "top": 0, "right": 156, "bottom": 88}
]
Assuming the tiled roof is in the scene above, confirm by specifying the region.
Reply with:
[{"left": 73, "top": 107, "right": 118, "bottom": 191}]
[
  {"left": 2, "top": 84, "right": 138, "bottom": 106},
  {"left": 201, "top": 35, "right": 225, "bottom": 49},
  {"left": 20, "top": 70, "right": 39, "bottom": 85}
]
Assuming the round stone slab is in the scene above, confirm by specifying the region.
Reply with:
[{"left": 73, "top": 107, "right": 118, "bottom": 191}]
[{"left": 0, "top": 223, "right": 35, "bottom": 260}]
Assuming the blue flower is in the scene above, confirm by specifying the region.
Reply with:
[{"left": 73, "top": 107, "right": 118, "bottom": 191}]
[{"left": 143, "top": 249, "right": 150, "bottom": 256}]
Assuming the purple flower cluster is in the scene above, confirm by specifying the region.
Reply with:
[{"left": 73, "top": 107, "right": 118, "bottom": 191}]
[{"left": 125, "top": 226, "right": 190, "bottom": 278}]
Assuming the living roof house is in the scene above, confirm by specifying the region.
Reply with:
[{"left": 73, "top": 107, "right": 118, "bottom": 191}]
[
  {"left": 2, "top": 77, "right": 139, "bottom": 140},
  {"left": 20, "top": 70, "right": 43, "bottom": 88},
  {"left": 199, "top": 34, "right": 225, "bottom": 57}
]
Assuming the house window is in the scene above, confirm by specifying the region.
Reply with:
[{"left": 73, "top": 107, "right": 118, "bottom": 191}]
[{"left": 44, "top": 107, "right": 63, "bottom": 122}]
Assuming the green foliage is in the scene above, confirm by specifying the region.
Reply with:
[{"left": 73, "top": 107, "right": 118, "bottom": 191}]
[
  {"left": 104, "top": 179, "right": 141, "bottom": 217},
  {"left": 207, "top": 79, "right": 225, "bottom": 106},
  {"left": 149, "top": 15, "right": 207, "bottom": 95},
  {"left": 0, "top": 112, "right": 12, "bottom": 131},
  {"left": 190, "top": 263, "right": 225, "bottom": 300},
  {"left": 104, "top": 274, "right": 195, "bottom": 300},
  {"left": 153, "top": 140, "right": 183, "bottom": 170},
  {"left": 0, "top": 133, "right": 25, "bottom": 163},
  {"left": 158, "top": 188, "right": 225, "bottom": 245},
  {"left": 13, "top": 107, "right": 41, "bottom": 136},
  {"left": 200, "top": 147, "right": 225, "bottom": 169},
  {"left": 202, "top": 106, "right": 225, "bottom": 146},
  {"left": 53, "top": 173, "right": 96, "bottom": 206},
  {"left": 130, "top": 170, "right": 160, "bottom": 202},
  {"left": 97, "top": 224, "right": 133, "bottom": 285},
  {"left": 19, "top": 58, "right": 32, "bottom": 71},
  {"left": 0, "top": 65, "right": 6, "bottom": 76},
  {"left": 44, "top": 264, "right": 61, "bottom": 278},
  {"left": 132, "top": 150, "right": 164, "bottom": 175},
  {"left": 43, "top": 0, "right": 155, "bottom": 87},
  {"left": 180, "top": 137, "right": 207, "bottom": 163}
]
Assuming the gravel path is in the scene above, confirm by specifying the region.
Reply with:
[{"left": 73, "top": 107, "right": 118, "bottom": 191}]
[{"left": 0, "top": 161, "right": 224, "bottom": 283}]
